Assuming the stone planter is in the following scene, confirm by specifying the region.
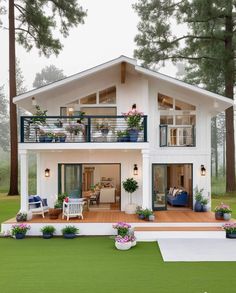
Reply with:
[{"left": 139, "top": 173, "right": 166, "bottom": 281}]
[
  {"left": 223, "top": 213, "right": 231, "bottom": 221},
  {"left": 131, "top": 240, "right": 137, "bottom": 247},
  {"left": 226, "top": 232, "right": 236, "bottom": 239},
  {"left": 101, "top": 129, "right": 109, "bottom": 136},
  {"left": 149, "top": 214, "right": 155, "bottom": 221},
  {"left": 202, "top": 205, "right": 208, "bottom": 212},
  {"left": 115, "top": 241, "right": 132, "bottom": 250},
  {"left": 215, "top": 211, "right": 224, "bottom": 220}
]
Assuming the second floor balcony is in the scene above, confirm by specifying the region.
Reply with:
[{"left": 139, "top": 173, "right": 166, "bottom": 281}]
[{"left": 20, "top": 115, "right": 148, "bottom": 144}]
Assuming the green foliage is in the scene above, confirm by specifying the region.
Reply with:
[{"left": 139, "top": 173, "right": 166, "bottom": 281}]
[
  {"left": 61, "top": 225, "right": 79, "bottom": 235},
  {"left": 0, "top": 87, "right": 9, "bottom": 151},
  {"left": 9, "top": 0, "right": 87, "bottom": 57},
  {"left": 194, "top": 187, "right": 204, "bottom": 202},
  {"left": 122, "top": 178, "right": 139, "bottom": 194},
  {"left": 40, "top": 225, "right": 56, "bottom": 234},
  {"left": 33, "top": 65, "right": 66, "bottom": 88}
]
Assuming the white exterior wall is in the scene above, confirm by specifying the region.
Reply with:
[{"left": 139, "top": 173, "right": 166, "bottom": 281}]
[
  {"left": 37, "top": 150, "right": 142, "bottom": 211},
  {"left": 19, "top": 65, "right": 215, "bottom": 211}
]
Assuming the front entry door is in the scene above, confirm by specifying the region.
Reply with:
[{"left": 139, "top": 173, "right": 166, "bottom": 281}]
[{"left": 152, "top": 164, "right": 167, "bottom": 211}]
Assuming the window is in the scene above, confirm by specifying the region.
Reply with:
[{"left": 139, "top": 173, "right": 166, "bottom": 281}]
[
  {"left": 158, "top": 93, "right": 196, "bottom": 147},
  {"left": 80, "top": 93, "right": 96, "bottom": 104},
  {"left": 99, "top": 86, "right": 116, "bottom": 104}
]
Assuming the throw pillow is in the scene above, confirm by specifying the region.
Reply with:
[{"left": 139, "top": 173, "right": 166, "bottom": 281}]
[{"left": 33, "top": 196, "right": 42, "bottom": 208}]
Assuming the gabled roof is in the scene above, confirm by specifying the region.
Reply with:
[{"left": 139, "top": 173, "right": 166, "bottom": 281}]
[{"left": 13, "top": 55, "right": 234, "bottom": 108}]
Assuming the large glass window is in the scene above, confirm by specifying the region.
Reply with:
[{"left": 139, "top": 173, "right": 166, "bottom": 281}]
[
  {"left": 80, "top": 93, "right": 97, "bottom": 104},
  {"left": 158, "top": 93, "right": 196, "bottom": 147}
]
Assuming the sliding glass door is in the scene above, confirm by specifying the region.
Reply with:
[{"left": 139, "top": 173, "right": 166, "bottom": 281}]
[
  {"left": 152, "top": 165, "right": 167, "bottom": 210},
  {"left": 58, "top": 164, "right": 82, "bottom": 198}
]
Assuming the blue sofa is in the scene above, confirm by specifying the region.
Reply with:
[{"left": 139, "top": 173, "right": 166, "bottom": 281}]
[{"left": 167, "top": 191, "right": 188, "bottom": 207}]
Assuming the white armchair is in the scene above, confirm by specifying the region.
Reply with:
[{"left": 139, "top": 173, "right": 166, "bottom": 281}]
[
  {"left": 28, "top": 196, "right": 49, "bottom": 218},
  {"left": 62, "top": 199, "right": 84, "bottom": 221}
]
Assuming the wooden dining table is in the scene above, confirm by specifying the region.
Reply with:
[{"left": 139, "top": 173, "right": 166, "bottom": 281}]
[{"left": 82, "top": 191, "right": 94, "bottom": 211}]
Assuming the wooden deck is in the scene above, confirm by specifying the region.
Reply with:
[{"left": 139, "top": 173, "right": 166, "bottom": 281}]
[{"left": 4, "top": 210, "right": 229, "bottom": 224}]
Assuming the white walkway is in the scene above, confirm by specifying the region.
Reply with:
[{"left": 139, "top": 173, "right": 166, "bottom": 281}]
[{"left": 158, "top": 238, "right": 236, "bottom": 262}]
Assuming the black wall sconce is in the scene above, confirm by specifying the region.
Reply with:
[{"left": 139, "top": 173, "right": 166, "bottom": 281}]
[
  {"left": 133, "top": 164, "right": 138, "bottom": 176},
  {"left": 201, "top": 165, "right": 206, "bottom": 176},
  {"left": 45, "top": 168, "right": 50, "bottom": 177}
]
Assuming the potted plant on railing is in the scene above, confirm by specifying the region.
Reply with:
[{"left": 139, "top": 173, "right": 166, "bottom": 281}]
[
  {"left": 11, "top": 223, "right": 30, "bottom": 239},
  {"left": 96, "top": 120, "right": 111, "bottom": 136},
  {"left": 123, "top": 178, "right": 138, "bottom": 214},
  {"left": 32, "top": 105, "right": 48, "bottom": 125},
  {"left": 123, "top": 104, "right": 143, "bottom": 142},
  {"left": 61, "top": 225, "right": 79, "bottom": 239},
  {"left": 222, "top": 223, "right": 236, "bottom": 239},
  {"left": 41, "top": 225, "right": 56, "bottom": 239},
  {"left": 56, "top": 132, "right": 67, "bottom": 142},
  {"left": 44, "top": 132, "right": 54, "bottom": 143},
  {"left": 117, "top": 130, "right": 129, "bottom": 142}
]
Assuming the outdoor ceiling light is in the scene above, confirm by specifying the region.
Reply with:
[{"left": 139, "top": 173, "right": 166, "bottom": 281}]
[
  {"left": 201, "top": 165, "right": 206, "bottom": 176},
  {"left": 68, "top": 107, "right": 74, "bottom": 116},
  {"left": 133, "top": 164, "right": 138, "bottom": 176},
  {"left": 45, "top": 168, "right": 50, "bottom": 177}
]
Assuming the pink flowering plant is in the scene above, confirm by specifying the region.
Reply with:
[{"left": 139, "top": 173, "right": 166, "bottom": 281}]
[
  {"left": 11, "top": 223, "right": 30, "bottom": 236},
  {"left": 115, "top": 235, "right": 136, "bottom": 243},
  {"left": 215, "top": 203, "right": 232, "bottom": 214},
  {"left": 113, "top": 222, "right": 131, "bottom": 237},
  {"left": 222, "top": 223, "right": 236, "bottom": 233},
  {"left": 123, "top": 104, "right": 144, "bottom": 131}
]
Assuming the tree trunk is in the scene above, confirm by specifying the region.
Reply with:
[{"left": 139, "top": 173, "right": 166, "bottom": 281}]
[
  {"left": 225, "top": 0, "right": 236, "bottom": 192},
  {"left": 8, "top": 0, "right": 19, "bottom": 195}
]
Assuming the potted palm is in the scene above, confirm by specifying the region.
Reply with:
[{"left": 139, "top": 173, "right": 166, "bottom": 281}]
[
  {"left": 61, "top": 225, "right": 79, "bottom": 239},
  {"left": 41, "top": 225, "right": 56, "bottom": 239},
  {"left": 123, "top": 178, "right": 139, "bottom": 214}
]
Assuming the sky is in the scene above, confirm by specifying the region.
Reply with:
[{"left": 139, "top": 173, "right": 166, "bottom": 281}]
[{"left": 0, "top": 0, "right": 176, "bottom": 93}]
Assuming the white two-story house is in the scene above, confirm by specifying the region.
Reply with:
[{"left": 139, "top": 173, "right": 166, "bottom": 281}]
[{"left": 14, "top": 56, "right": 233, "bottom": 215}]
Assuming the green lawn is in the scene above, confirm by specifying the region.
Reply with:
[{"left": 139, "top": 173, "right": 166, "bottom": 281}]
[{"left": 1, "top": 193, "right": 236, "bottom": 293}]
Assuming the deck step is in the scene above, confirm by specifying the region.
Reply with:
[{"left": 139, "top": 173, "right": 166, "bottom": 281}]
[
  {"left": 134, "top": 226, "right": 225, "bottom": 241},
  {"left": 134, "top": 226, "right": 222, "bottom": 232}
]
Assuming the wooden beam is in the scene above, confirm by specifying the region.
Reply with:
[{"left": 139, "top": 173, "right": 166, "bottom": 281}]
[{"left": 121, "top": 62, "right": 126, "bottom": 84}]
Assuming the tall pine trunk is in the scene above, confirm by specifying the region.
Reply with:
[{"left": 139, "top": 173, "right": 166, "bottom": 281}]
[
  {"left": 8, "top": 0, "right": 19, "bottom": 195},
  {"left": 225, "top": 0, "right": 236, "bottom": 192}
]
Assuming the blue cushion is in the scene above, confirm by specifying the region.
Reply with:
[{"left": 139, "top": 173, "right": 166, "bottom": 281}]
[
  {"left": 42, "top": 198, "right": 48, "bottom": 206},
  {"left": 28, "top": 196, "right": 34, "bottom": 203},
  {"left": 33, "top": 196, "right": 42, "bottom": 208}
]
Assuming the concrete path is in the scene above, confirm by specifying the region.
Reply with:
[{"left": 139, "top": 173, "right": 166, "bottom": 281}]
[{"left": 158, "top": 238, "right": 236, "bottom": 262}]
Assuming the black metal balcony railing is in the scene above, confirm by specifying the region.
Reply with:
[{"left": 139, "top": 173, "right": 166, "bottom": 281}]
[{"left": 20, "top": 115, "right": 148, "bottom": 143}]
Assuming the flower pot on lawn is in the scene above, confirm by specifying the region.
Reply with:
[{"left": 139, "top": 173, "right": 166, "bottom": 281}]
[
  {"left": 42, "top": 233, "right": 53, "bottom": 239},
  {"left": 115, "top": 241, "right": 132, "bottom": 250},
  {"left": 15, "top": 233, "right": 26, "bottom": 239},
  {"left": 63, "top": 233, "right": 76, "bottom": 239}
]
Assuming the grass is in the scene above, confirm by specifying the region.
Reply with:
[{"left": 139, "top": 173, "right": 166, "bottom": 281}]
[
  {"left": 0, "top": 237, "right": 236, "bottom": 293},
  {"left": 1, "top": 191, "right": 236, "bottom": 293}
]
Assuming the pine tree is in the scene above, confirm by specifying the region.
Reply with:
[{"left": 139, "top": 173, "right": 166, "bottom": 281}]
[
  {"left": 134, "top": 0, "right": 236, "bottom": 192},
  {"left": 6, "top": 0, "right": 86, "bottom": 195},
  {"left": 33, "top": 65, "right": 66, "bottom": 88}
]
